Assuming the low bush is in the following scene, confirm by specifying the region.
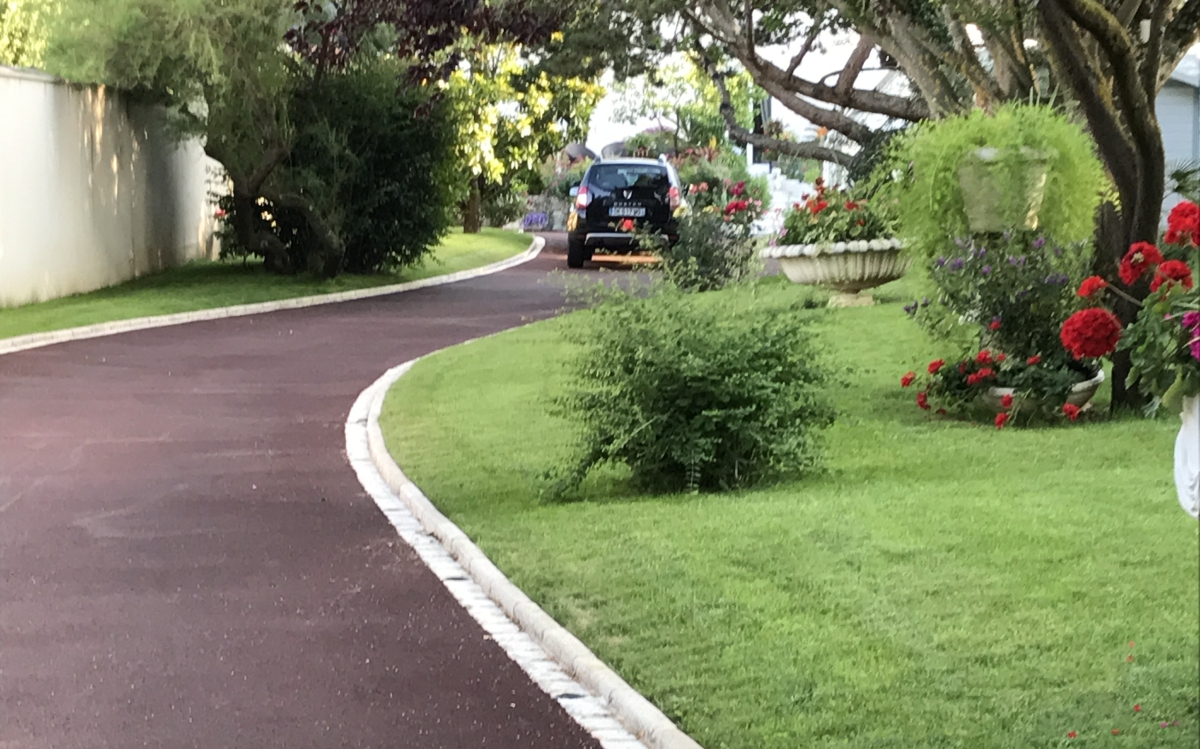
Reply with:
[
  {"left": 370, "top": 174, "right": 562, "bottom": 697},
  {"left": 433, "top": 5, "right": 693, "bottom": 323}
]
[{"left": 550, "top": 285, "right": 835, "bottom": 496}]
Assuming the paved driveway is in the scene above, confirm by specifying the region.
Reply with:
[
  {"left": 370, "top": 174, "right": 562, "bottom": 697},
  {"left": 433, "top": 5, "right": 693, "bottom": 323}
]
[{"left": 0, "top": 240, "right": 602, "bottom": 748}]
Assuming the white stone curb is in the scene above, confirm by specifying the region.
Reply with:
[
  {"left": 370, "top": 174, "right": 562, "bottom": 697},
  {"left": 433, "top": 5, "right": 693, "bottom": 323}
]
[
  {"left": 352, "top": 361, "right": 705, "bottom": 749},
  {"left": 0, "top": 236, "right": 545, "bottom": 357}
]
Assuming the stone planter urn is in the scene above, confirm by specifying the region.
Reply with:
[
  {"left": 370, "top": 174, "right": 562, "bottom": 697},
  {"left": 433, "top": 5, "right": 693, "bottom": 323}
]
[
  {"left": 957, "top": 147, "right": 1054, "bottom": 233},
  {"left": 1174, "top": 396, "right": 1200, "bottom": 519},
  {"left": 761, "top": 238, "right": 909, "bottom": 307},
  {"left": 981, "top": 369, "right": 1105, "bottom": 413}
]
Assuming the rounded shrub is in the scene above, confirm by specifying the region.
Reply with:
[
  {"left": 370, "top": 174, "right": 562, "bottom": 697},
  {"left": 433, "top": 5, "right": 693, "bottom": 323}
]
[{"left": 551, "top": 285, "right": 835, "bottom": 496}]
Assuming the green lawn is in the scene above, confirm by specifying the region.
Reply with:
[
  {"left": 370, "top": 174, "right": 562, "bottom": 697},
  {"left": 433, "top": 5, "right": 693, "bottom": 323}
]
[
  {"left": 0, "top": 227, "right": 532, "bottom": 341},
  {"left": 382, "top": 279, "right": 1199, "bottom": 749}
]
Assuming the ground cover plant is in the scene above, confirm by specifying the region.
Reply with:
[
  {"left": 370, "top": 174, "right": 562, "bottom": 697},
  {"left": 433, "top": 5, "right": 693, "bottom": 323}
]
[
  {"left": 382, "top": 279, "right": 1199, "bottom": 749},
  {"left": 0, "top": 228, "right": 530, "bottom": 341}
]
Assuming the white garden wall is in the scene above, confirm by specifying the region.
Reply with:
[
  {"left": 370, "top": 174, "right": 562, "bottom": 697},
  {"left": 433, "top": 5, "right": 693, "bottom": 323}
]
[{"left": 0, "top": 66, "right": 221, "bottom": 307}]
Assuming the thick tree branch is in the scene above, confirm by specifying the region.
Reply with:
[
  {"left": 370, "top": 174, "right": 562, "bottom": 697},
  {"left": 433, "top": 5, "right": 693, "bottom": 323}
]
[
  {"left": 1160, "top": 0, "right": 1200, "bottom": 87},
  {"left": 835, "top": 35, "right": 875, "bottom": 98},
  {"left": 705, "top": 61, "right": 853, "bottom": 167},
  {"left": 786, "top": 24, "right": 822, "bottom": 77},
  {"left": 689, "top": 2, "right": 931, "bottom": 121},
  {"left": 942, "top": 8, "right": 1006, "bottom": 106},
  {"left": 1038, "top": 0, "right": 1140, "bottom": 225}
]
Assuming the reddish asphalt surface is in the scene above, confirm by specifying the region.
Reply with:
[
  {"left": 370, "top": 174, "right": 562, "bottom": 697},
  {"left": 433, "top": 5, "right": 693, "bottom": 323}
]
[{"left": 0, "top": 236, "right": 608, "bottom": 748}]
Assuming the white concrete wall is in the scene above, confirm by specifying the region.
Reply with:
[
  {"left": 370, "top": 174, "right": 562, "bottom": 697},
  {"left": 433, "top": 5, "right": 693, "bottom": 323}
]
[{"left": 0, "top": 66, "right": 221, "bottom": 307}]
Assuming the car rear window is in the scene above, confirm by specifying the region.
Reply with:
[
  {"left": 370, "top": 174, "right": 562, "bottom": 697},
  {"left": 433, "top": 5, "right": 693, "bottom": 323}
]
[{"left": 589, "top": 164, "right": 670, "bottom": 191}]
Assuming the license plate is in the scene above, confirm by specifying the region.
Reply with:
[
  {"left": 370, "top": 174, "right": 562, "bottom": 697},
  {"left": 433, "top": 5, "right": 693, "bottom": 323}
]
[{"left": 609, "top": 205, "right": 646, "bottom": 218}]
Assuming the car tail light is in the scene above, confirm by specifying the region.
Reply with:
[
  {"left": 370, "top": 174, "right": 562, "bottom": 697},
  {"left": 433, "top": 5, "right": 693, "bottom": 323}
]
[
  {"left": 575, "top": 186, "right": 591, "bottom": 210},
  {"left": 668, "top": 186, "right": 681, "bottom": 210}
]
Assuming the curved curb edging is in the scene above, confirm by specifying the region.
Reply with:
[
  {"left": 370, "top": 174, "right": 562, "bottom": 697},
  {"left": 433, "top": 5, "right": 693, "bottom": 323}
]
[
  {"left": 0, "top": 236, "right": 545, "bottom": 357},
  {"left": 355, "top": 361, "right": 704, "bottom": 749}
]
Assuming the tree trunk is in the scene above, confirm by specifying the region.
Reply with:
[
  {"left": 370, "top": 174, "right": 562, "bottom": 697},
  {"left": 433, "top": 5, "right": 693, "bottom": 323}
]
[
  {"left": 462, "top": 176, "right": 484, "bottom": 234},
  {"left": 232, "top": 190, "right": 293, "bottom": 274}
]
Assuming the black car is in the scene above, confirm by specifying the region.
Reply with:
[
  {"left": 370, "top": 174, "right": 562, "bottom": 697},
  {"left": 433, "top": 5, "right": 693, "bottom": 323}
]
[{"left": 565, "top": 158, "right": 683, "bottom": 268}]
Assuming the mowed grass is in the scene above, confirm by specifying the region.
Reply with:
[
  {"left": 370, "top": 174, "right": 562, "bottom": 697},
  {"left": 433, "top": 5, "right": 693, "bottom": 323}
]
[
  {"left": 0, "top": 227, "right": 532, "bottom": 340},
  {"left": 382, "top": 280, "right": 1199, "bottom": 748}
]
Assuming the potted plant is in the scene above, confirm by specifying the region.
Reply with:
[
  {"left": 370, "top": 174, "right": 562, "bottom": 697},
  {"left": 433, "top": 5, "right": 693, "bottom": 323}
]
[
  {"left": 883, "top": 104, "right": 1109, "bottom": 259},
  {"left": 1068, "top": 200, "right": 1200, "bottom": 517},
  {"left": 762, "top": 177, "right": 906, "bottom": 306},
  {"left": 902, "top": 231, "right": 1103, "bottom": 426}
]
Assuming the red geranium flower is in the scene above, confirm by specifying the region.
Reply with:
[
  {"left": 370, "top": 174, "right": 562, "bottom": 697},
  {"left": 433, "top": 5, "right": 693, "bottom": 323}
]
[
  {"left": 1061, "top": 308, "right": 1122, "bottom": 359},
  {"left": 1077, "top": 275, "right": 1108, "bottom": 298},
  {"left": 989, "top": 320, "right": 1002, "bottom": 331},
  {"left": 996, "top": 353, "right": 1006, "bottom": 362},
  {"left": 618, "top": 218, "right": 635, "bottom": 232},
  {"left": 1063, "top": 403, "right": 1081, "bottom": 421},
  {"left": 1134, "top": 704, "right": 1141, "bottom": 713},
  {"left": 917, "top": 391, "right": 930, "bottom": 410},
  {"left": 901, "top": 371, "right": 916, "bottom": 388},
  {"left": 1166, "top": 200, "right": 1200, "bottom": 246},
  {"left": 928, "top": 359, "right": 945, "bottom": 374},
  {"left": 1001, "top": 394, "right": 1014, "bottom": 410},
  {"left": 1111, "top": 729, "right": 1120, "bottom": 736},
  {"left": 995, "top": 412, "right": 1011, "bottom": 429},
  {"left": 1149, "top": 259, "right": 1194, "bottom": 292},
  {"left": 731, "top": 181, "right": 746, "bottom": 197},
  {"left": 844, "top": 200, "right": 860, "bottom": 211},
  {"left": 976, "top": 350, "right": 992, "bottom": 364},
  {"left": 809, "top": 199, "right": 829, "bottom": 215},
  {"left": 1067, "top": 731, "right": 1077, "bottom": 739},
  {"left": 1119, "top": 242, "right": 1164, "bottom": 285},
  {"left": 966, "top": 368, "right": 995, "bottom": 386},
  {"left": 1027, "top": 355, "right": 1041, "bottom": 365}
]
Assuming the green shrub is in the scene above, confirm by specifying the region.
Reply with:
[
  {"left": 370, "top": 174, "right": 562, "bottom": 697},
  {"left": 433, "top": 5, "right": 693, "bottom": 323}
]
[
  {"left": 551, "top": 286, "right": 835, "bottom": 495},
  {"left": 287, "top": 61, "right": 459, "bottom": 273},
  {"left": 654, "top": 204, "right": 758, "bottom": 292},
  {"left": 882, "top": 104, "right": 1109, "bottom": 260}
]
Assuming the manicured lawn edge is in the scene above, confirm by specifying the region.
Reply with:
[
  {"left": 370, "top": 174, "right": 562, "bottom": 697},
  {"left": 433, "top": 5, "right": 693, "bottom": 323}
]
[
  {"left": 0, "top": 236, "right": 542, "bottom": 356},
  {"left": 358, "top": 358, "right": 701, "bottom": 749}
]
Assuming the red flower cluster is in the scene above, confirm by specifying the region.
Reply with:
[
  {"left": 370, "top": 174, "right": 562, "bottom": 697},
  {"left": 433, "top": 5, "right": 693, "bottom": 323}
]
[
  {"left": 730, "top": 181, "right": 746, "bottom": 197},
  {"left": 1119, "top": 242, "right": 1164, "bottom": 285},
  {"left": 916, "top": 391, "right": 930, "bottom": 410},
  {"left": 1027, "top": 355, "right": 1041, "bottom": 365},
  {"left": 1077, "top": 276, "right": 1107, "bottom": 298},
  {"left": 966, "top": 368, "right": 994, "bottom": 385},
  {"left": 1060, "top": 308, "right": 1122, "bottom": 359},
  {"left": 901, "top": 371, "right": 916, "bottom": 387},
  {"left": 618, "top": 218, "right": 635, "bottom": 232},
  {"left": 844, "top": 200, "right": 860, "bottom": 211},
  {"left": 723, "top": 199, "right": 750, "bottom": 215},
  {"left": 1166, "top": 200, "right": 1200, "bottom": 246},
  {"left": 994, "top": 413, "right": 1010, "bottom": 429},
  {"left": 976, "top": 350, "right": 993, "bottom": 364},
  {"left": 1063, "top": 403, "right": 1081, "bottom": 421},
  {"left": 927, "top": 359, "right": 945, "bottom": 374},
  {"left": 1150, "top": 259, "right": 1195, "bottom": 292},
  {"left": 1000, "top": 394, "right": 1014, "bottom": 410}
]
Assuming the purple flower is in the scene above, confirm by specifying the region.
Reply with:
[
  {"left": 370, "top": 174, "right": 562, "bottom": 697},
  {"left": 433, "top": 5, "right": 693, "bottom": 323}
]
[
  {"left": 981, "top": 265, "right": 991, "bottom": 275},
  {"left": 1053, "top": 246, "right": 1063, "bottom": 257},
  {"left": 935, "top": 257, "right": 947, "bottom": 268},
  {"left": 904, "top": 302, "right": 918, "bottom": 316},
  {"left": 950, "top": 258, "right": 965, "bottom": 271},
  {"left": 1183, "top": 312, "right": 1200, "bottom": 361},
  {"left": 975, "top": 247, "right": 988, "bottom": 259},
  {"left": 1033, "top": 235, "right": 1046, "bottom": 250}
]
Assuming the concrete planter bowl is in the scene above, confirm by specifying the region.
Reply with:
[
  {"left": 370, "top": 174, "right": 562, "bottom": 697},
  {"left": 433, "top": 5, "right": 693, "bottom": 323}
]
[
  {"left": 761, "top": 238, "right": 909, "bottom": 307},
  {"left": 981, "top": 369, "right": 1106, "bottom": 412}
]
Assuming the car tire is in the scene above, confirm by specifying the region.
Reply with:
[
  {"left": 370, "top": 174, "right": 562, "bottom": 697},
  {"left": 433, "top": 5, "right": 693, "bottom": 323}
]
[{"left": 567, "top": 237, "right": 586, "bottom": 268}]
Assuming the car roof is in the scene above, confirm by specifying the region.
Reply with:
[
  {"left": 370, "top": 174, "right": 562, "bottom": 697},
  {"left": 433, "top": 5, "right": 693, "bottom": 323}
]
[{"left": 592, "top": 158, "right": 669, "bottom": 167}]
